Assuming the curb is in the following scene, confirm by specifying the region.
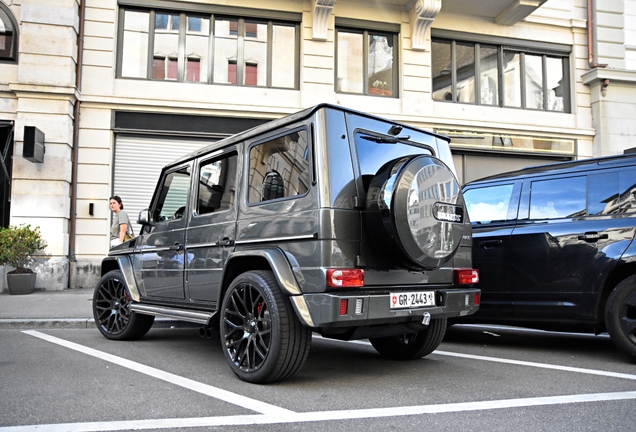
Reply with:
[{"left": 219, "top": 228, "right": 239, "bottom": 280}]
[{"left": 0, "top": 318, "right": 199, "bottom": 330}]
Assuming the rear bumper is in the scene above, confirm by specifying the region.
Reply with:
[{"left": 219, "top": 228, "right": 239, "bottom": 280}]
[{"left": 290, "top": 288, "right": 480, "bottom": 328}]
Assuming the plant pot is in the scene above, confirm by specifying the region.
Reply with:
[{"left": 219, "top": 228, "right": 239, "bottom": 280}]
[{"left": 7, "top": 272, "right": 37, "bottom": 295}]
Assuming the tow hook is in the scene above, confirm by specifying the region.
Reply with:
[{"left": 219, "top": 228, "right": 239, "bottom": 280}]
[{"left": 422, "top": 312, "right": 431, "bottom": 326}]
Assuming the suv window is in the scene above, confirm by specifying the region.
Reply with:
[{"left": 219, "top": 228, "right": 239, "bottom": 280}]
[
  {"left": 529, "top": 176, "right": 585, "bottom": 220},
  {"left": 154, "top": 165, "right": 191, "bottom": 221},
  {"left": 355, "top": 132, "right": 432, "bottom": 191},
  {"left": 247, "top": 129, "right": 310, "bottom": 203},
  {"left": 196, "top": 152, "right": 238, "bottom": 215},
  {"left": 464, "top": 183, "right": 516, "bottom": 224}
]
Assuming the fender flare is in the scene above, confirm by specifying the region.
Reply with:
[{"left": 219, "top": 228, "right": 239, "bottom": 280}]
[
  {"left": 102, "top": 256, "right": 142, "bottom": 302},
  {"left": 225, "top": 248, "right": 302, "bottom": 296}
]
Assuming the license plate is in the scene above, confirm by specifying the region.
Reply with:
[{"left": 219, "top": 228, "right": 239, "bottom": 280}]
[{"left": 390, "top": 291, "right": 436, "bottom": 309}]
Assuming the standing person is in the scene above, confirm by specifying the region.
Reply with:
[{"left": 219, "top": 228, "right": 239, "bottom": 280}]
[{"left": 109, "top": 195, "right": 131, "bottom": 248}]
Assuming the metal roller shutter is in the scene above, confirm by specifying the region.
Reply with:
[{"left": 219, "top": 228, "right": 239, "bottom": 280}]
[{"left": 113, "top": 135, "right": 216, "bottom": 235}]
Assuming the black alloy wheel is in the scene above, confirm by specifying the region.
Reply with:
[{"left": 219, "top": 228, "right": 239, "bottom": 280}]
[
  {"left": 92, "top": 270, "right": 154, "bottom": 340},
  {"left": 220, "top": 270, "right": 311, "bottom": 383},
  {"left": 605, "top": 275, "right": 636, "bottom": 359}
]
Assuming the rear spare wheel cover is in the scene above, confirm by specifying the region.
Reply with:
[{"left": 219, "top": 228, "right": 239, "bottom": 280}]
[{"left": 367, "top": 155, "right": 464, "bottom": 270}]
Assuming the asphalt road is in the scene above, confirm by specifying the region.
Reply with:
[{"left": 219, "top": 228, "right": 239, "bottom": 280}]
[{"left": 1, "top": 324, "right": 635, "bottom": 431}]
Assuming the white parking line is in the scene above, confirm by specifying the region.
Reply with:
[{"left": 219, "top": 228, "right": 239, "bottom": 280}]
[
  {"left": 11, "top": 330, "right": 636, "bottom": 432},
  {"left": 333, "top": 337, "right": 636, "bottom": 381},
  {"left": 2, "top": 391, "right": 636, "bottom": 431},
  {"left": 21, "top": 330, "right": 294, "bottom": 416}
]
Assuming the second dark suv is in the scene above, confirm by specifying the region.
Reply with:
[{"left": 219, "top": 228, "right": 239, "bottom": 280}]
[
  {"left": 93, "top": 104, "right": 480, "bottom": 383},
  {"left": 461, "top": 153, "right": 636, "bottom": 360}
]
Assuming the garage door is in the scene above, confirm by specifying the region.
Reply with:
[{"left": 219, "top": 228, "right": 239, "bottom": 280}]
[{"left": 113, "top": 135, "right": 219, "bottom": 235}]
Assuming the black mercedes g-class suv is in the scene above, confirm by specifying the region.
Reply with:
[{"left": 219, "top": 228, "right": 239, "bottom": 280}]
[{"left": 93, "top": 104, "right": 480, "bottom": 383}]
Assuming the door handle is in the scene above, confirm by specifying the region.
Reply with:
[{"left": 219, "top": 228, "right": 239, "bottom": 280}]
[
  {"left": 479, "top": 239, "right": 503, "bottom": 249},
  {"left": 577, "top": 232, "right": 608, "bottom": 242},
  {"left": 169, "top": 242, "right": 184, "bottom": 251},
  {"left": 219, "top": 238, "right": 234, "bottom": 247}
]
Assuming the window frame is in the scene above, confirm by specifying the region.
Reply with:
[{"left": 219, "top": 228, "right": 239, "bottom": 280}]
[
  {"left": 0, "top": 2, "right": 19, "bottom": 64},
  {"left": 335, "top": 18, "right": 399, "bottom": 98},
  {"left": 431, "top": 30, "right": 571, "bottom": 113},
  {"left": 116, "top": 4, "right": 300, "bottom": 89}
]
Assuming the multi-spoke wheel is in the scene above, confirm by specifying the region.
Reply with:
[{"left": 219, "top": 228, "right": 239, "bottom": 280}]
[
  {"left": 605, "top": 275, "right": 636, "bottom": 360},
  {"left": 369, "top": 317, "right": 447, "bottom": 360},
  {"left": 220, "top": 270, "right": 311, "bottom": 383},
  {"left": 92, "top": 270, "right": 154, "bottom": 340}
]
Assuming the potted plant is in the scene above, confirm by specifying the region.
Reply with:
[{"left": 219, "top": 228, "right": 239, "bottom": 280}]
[{"left": 0, "top": 224, "right": 47, "bottom": 295}]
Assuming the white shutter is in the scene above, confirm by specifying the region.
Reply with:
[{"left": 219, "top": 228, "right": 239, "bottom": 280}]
[{"left": 113, "top": 135, "right": 214, "bottom": 235}]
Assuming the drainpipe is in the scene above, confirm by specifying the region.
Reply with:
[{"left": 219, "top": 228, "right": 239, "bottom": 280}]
[
  {"left": 68, "top": 0, "right": 86, "bottom": 288},
  {"left": 587, "top": 0, "right": 607, "bottom": 69}
]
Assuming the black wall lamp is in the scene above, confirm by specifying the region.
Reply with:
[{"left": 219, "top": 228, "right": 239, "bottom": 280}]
[{"left": 23, "top": 126, "right": 45, "bottom": 163}]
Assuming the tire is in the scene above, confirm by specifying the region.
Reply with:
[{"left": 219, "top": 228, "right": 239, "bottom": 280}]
[
  {"left": 220, "top": 270, "right": 312, "bottom": 383},
  {"left": 370, "top": 317, "right": 447, "bottom": 360},
  {"left": 93, "top": 270, "right": 154, "bottom": 341},
  {"left": 366, "top": 155, "right": 464, "bottom": 270},
  {"left": 605, "top": 275, "right": 636, "bottom": 359}
]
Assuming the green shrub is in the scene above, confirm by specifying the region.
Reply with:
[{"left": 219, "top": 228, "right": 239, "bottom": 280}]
[{"left": 0, "top": 224, "right": 47, "bottom": 273}]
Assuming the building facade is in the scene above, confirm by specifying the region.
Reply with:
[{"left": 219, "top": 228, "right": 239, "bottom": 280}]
[{"left": 0, "top": 0, "right": 635, "bottom": 291}]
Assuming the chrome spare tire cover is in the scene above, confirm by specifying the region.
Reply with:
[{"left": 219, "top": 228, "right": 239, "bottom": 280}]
[{"left": 366, "top": 155, "right": 465, "bottom": 270}]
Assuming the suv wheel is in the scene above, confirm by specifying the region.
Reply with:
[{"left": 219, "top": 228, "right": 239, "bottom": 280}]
[
  {"left": 366, "top": 155, "right": 464, "bottom": 270},
  {"left": 605, "top": 275, "right": 636, "bottom": 359},
  {"left": 220, "top": 270, "right": 311, "bottom": 383},
  {"left": 93, "top": 270, "right": 154, "bottom": 340},
  {"left": 369, "top": 317, "right": 447, "bottom": 360}
]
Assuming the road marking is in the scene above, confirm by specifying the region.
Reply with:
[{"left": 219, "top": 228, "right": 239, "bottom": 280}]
[
  {"left": 2, "top": 391, "right": 636, "bottom": 431},
  {"left": 322, "top": 337, "right": 636, "bottom": 381},
  {"left": 21, "top": 330, "right": 294, "bottom": 416},
  {"left": 433, "top": 350, "right": 636, "bottom": 380}
]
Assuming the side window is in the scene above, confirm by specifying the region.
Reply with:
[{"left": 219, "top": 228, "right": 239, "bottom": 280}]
[
  {"left": 247, "top": 129, "right": 309, "bottom": 203},
  {"left": 153, "top": 165, "right": 191, "bottom": 222},
  {"left": 196, "top": 152, "right": 238, "bottom": 215},
  {"left": 463, "top": 184, "right": 516, "bottom": 224},
  {"left": 529, "top": 176, "right": 585, "bottom": 220},
  {"left": 588, "top": 172, "right": 619, "bottom": 215},
  {"left": 619, "top": 169, "right": 636, "bottom": 213}
]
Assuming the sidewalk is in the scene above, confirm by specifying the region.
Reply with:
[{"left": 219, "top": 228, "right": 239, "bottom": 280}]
[
  {"left": 0, "top": 289, "right": 188, "bottom": 330},
  {"left": 0, "top": 289, "right": 95, "bottom": 329}
]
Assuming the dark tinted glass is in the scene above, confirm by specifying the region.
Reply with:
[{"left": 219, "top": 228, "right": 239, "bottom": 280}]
[
  {"left": 197, "top": 153, "right": 237, "bottom": 215},
  {"left": 619, "top": 169, "right": 636, "bottom": 213},
  {"left": 248, "top": 130, "right": 309, "bottom": 203},
  {"left": 588, "top": 172, "right": 619, "bottom": 215},
  {"left": 530, "top": 176, "right": 585, "bottom": 219},
  {"left": 355, "top": 133, "right": 432, "bottom": 188}
]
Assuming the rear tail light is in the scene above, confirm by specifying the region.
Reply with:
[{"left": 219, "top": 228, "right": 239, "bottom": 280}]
[
  {"left": 474, "top": 292, "right": 480, "bottom": 306},
  {"left": 454, "top": 268, "right": 479, "bottom": 285},
  {"left": 327, "top": 269, "right": 364, "bottom": 288}
]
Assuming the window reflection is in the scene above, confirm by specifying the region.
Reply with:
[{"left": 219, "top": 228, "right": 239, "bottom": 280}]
[
  {"left": 525, "top": 54, "right": 543, "bottom": 110},
  {"left": 119, "top": 8, "right": 297, "bottom": 88},
  {"left": 480, "top": 45, "right": 498, "bottom": 105},
  {"left": 432, "top": 36, "right": 569, "bottom": 112},
  {"left": 122, "top": 10, "right": 149, "bottom": 78},
  {"left": 367, "top": 34, "right": 393, "bottom": 96},
  {"left": 337, "top": 31, "right": 363, "bottom": 93},
  {"left": 530, "top": 177, "right": 586, "bottom": 220}
]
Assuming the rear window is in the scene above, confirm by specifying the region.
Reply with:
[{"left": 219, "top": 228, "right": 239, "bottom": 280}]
[{"left": 355, "top": 132, "right": 432, "bottom": 191}]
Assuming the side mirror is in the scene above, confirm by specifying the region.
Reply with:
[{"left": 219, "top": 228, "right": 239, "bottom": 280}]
[{"left": 138, "top": 209, "right": 150, "bottom": 225}]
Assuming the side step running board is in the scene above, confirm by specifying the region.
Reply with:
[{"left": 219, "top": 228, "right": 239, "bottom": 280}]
[{"left": 130, "top": 303, "right": 216, "bottom": 325}]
